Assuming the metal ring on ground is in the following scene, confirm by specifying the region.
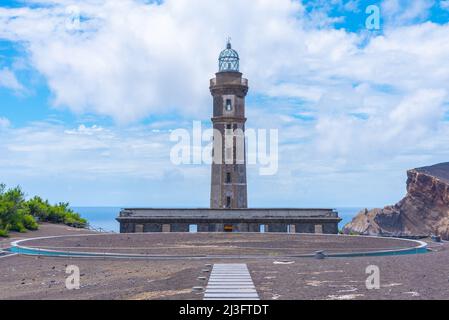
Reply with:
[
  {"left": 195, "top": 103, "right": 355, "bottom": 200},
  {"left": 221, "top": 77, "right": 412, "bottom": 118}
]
[{"left": 9, "top": 233, "right": 428, "bottom": 260}]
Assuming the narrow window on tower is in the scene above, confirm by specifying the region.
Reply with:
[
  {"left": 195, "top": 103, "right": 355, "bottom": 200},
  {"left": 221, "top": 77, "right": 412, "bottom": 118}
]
[
  {"left": 226, "top": 196, "right": 231, "bottom": 208},
  {"left": 226, "top": 172, "right": 231, "bottom": 183},
  {"left": 226, "top": 99, "right": 232, "bottom": 111}
]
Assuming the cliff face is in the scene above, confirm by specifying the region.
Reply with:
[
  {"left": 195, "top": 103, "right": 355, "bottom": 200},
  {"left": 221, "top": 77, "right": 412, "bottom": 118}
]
[{"left": 343, "top": 163, "right": 449, "bottom": 239}]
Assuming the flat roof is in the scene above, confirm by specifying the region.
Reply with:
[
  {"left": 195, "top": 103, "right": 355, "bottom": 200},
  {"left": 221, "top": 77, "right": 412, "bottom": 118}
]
[
  {"left": 118, "top": 208, "right": 340, "bottom": 220},
  {"left": 121, "top": 208, "right": 336, "bottom": 211}
]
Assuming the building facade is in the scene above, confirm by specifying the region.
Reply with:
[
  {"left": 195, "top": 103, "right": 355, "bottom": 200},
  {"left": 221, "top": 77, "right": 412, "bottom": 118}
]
[
  {"left": 117, "top": 41, "right": 341, "bottom": 234},
  {"left": 118, "top": 208, "right": 340, "bottom": 234}
]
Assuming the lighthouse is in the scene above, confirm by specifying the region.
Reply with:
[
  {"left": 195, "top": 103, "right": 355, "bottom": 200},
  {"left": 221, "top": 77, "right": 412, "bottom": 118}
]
[
  {"left": 118, "top": 40, "right": 341, "bottom": 235},
  {"left": 210, "top": 40, "right": 249, "bottom": 209}
]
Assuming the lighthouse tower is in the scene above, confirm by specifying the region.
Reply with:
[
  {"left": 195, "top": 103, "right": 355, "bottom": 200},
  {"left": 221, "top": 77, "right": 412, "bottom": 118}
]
[{"left": 210, "top": 40, "right": 249, "bottom": 209}]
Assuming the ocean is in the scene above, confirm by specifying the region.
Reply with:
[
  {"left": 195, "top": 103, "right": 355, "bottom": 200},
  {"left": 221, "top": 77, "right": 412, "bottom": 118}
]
[{"left": 72, "top": 207, "right": 365, "bottom": 233}]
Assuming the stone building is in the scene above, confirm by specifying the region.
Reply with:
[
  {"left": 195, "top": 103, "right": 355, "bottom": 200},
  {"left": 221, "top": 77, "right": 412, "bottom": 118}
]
[
  {"left": 117, "top": 41, "right": 341, "bottom": 234},
  {"left": 118, "top": 208, "right": 340, "bottom": 234}
]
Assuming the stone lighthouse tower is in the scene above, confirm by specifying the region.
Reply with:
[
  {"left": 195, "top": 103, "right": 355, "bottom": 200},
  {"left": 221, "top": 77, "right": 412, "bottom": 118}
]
[{"left": 210, "top": 40, "right": 249, "bottom": 209}]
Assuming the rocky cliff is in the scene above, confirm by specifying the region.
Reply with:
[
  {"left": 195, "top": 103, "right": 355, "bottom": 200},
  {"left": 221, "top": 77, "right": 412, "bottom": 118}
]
[{"left": 343, "top": 162, "right": 449, "bottom": 239}]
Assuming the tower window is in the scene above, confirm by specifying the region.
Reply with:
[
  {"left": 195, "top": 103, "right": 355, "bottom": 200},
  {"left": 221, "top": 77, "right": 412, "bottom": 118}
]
[
  {"left": 225, "top": 99, "right": 232, "bottom": 111},
  {"left": 226, "top": 123, "right": 232, "bottom": 130},
  {"left": 226, "top": 172, "right": 231, "bottom": 183},
  {"left": 226, "top": 196, "right": 231, "bottom": 208}
]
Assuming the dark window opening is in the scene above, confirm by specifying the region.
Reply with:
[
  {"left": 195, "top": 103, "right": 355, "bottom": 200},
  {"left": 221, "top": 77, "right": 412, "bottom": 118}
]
[
  {"left": 226, "top": 196, "right": 231, "bottom": 208},
  {"left": 226, "top": 172, "right": 232, "bottom": 183},
  {"left": 226, "top": 99, "right": 232, "bottom": 111},
  {"left": 226, "top": 123, "right": 232, "bottom": 130}
]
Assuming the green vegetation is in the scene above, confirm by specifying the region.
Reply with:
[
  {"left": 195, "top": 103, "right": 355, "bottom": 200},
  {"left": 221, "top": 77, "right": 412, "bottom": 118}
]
[{"left": 0, "top": 183, "right": 87, "bottom": 237}]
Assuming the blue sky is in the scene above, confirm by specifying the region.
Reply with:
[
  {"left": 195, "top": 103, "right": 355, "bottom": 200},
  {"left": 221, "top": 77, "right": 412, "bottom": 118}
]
[{"left": 1, "top": 0, "right": 449, "bottom": 207}]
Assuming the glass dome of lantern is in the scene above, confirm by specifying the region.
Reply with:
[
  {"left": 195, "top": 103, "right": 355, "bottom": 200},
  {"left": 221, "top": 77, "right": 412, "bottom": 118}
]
[{"left": 218, "top": 39, "right": 240, "bottom": 72}]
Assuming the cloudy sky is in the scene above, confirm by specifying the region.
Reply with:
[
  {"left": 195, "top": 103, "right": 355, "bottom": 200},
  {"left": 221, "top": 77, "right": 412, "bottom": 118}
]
[{"left": 1, "top": 0, "right": 449, "bottom": 208}]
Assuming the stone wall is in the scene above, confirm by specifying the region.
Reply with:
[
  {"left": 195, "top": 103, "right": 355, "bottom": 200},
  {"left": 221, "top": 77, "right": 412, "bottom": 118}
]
[{"left": 119, "top": 221, "right": 339, "bottom": 234}]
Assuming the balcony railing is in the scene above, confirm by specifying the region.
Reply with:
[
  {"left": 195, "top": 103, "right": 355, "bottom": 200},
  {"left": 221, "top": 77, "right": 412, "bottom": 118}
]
[{"left": 210, "top": 78, "right": 248, "bottom": 87}]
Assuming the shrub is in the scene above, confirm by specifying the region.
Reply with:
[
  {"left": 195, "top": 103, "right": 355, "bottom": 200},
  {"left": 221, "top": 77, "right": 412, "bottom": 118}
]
[
  {"left": 0, "top": 183, "right": 86, "bottom": 236},
  {"left": 63, "top": 212, "right": 87, "bottom": 228},
  {"left": 10, "top": 220, "right": 27, "bottom": 233},
  {"left": 22, "top": 214, "right": 39, "bottom": 230},
  {"left": 25, "top": 197, "right": 49, "bottom": 221}
]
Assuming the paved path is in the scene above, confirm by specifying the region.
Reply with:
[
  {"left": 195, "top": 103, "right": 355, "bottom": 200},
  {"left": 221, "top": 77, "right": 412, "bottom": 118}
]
[{"left": 204, "top": 263, "right": 259, "bottom": 300}]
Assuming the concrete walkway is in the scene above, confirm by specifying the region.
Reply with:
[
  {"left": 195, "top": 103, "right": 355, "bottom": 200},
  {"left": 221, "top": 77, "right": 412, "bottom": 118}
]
[{"left": 204, "top": 263, "right": 259, "bottom": 300}]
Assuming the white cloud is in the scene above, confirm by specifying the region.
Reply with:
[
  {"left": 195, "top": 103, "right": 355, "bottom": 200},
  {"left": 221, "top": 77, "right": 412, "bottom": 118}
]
[
  {"left": 0, "top": 117, "right": 10, "bottom": 128},
  {"left": 1, "top": 122, "right": 166, "bottom": 177},
  {"left": 0, "top": 67, "right": 24, "bottom": 91},
  {"left": 344, "top": 0, "right": 360, "bottom": 13},
  {"left": 0, "top": 0, "right": 449, "bottom": 206},
  {"left": 64, "top": 124, "right": 105, "bottom": 136},
  {"left": 0, "top": 120, "right": 214, "bottom": 205},
  {"left": 0, "top": 0, "right": 355, "bottom": 123},
  {"left": 0, "top": 0, "right": 447, "bottom": 122},
  {"left": 442, "top": 0, "right": 449, "bottom": 10},
  {"left": 314, "top": 89, "right": 447, "bottom": 159},
  {"left": 382, "top": 0, "right": 436, "bottom": 26}
]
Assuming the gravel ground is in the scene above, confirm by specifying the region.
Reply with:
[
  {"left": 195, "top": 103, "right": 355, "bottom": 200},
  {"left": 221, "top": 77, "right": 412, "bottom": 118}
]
[
  {"left": 0, "top": 223, "right": 95, "bottom": 250},
  {"left": 248, "top": 241, "right": 449, "bottom": 300},
  {"left": 0, "top": 224, "right": 204, "bottom": 300},
  {"left": 19, "top": 232, "right": 419, "bottom": 256},
  {"left": 1, "top": 224, "right": 448, "bottom": 300},
  {"left": 0, "top": 255, "right": 205, "bottom": 300}
]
